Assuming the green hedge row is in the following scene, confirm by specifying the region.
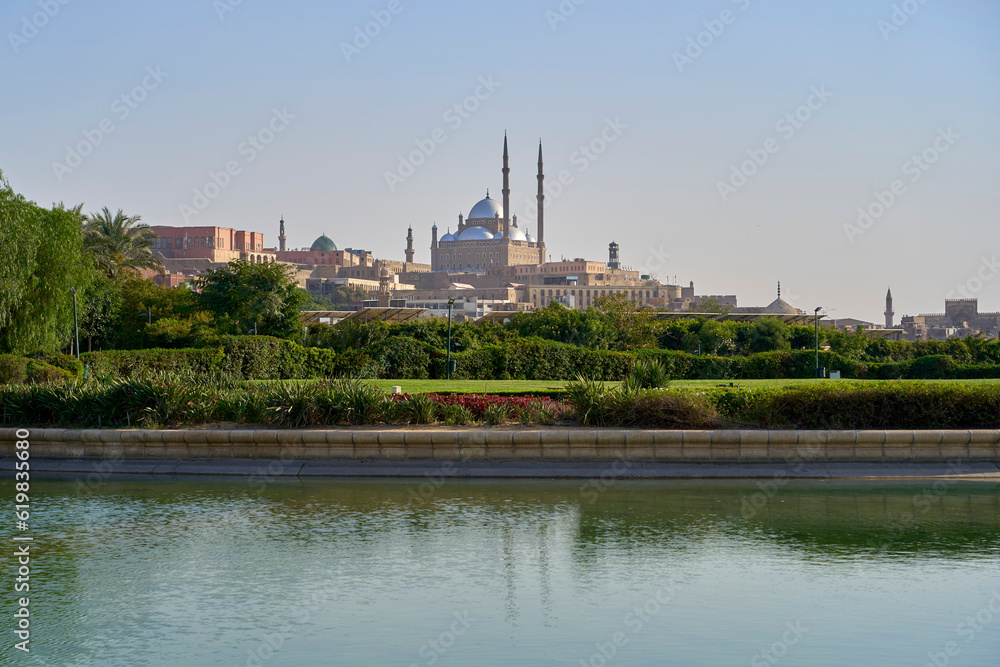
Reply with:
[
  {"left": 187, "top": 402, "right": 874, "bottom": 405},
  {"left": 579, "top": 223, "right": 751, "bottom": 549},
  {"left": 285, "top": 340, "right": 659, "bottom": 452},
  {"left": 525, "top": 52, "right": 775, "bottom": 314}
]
[
  {"left": 66, "top": 337, "right": 1000, "bottom": 383},
  {"left": 708, "top": 383, "right": 1000, "bottom": 429}
]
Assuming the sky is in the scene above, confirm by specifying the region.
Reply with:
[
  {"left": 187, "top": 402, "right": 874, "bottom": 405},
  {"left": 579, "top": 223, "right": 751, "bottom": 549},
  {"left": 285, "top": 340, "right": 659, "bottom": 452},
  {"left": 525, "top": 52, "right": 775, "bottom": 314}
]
[{"left": 2, "top": 0, "right": 998, "bottom": 323}]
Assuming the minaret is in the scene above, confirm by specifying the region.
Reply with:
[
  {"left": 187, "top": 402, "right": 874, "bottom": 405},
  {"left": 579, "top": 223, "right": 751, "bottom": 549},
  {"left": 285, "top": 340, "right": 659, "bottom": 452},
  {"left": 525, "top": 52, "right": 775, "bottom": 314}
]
[
  {"left": 431, "top": 224, "right": 438, "bottom": 271},
  {"left": 278, "top": 216, "right": 286, "bottom": 253},
  {"left": 502, "top": 134, "right": 511, "bottom": 237},
  {"left": 537, "top": 141, "right": 545, "bottom": 264},
  {"left": 405, "top": 226, "right": 414, "bottom": 264},
  {"left": 885, "top": 288, "right": 894, "bottom": 328}
]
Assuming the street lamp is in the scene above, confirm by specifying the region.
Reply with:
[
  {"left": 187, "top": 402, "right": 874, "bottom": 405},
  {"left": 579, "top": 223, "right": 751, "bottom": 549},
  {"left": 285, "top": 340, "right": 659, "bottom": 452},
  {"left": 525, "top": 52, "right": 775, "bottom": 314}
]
[
  {"left": 69, "top": 287, "right": 80, "bottom": 360},
  {"left": 446, "top": 298, "right": 456, "bottom": 380},
  {"left": 814, "top": 306, "right": 822, "bottom": 378}
]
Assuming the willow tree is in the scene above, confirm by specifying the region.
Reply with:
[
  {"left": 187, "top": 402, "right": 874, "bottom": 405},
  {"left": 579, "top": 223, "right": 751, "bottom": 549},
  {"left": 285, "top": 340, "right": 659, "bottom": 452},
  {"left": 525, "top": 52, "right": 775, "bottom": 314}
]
[{"left": 0, "top": 172, "right": 93, "bottom": 354}]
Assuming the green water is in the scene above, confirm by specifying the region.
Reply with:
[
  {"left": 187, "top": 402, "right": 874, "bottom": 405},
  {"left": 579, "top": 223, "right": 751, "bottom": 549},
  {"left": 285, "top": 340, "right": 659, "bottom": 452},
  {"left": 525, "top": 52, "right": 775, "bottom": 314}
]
[{"left": 3, "top": 476, "right": 999, "bottom": 666}]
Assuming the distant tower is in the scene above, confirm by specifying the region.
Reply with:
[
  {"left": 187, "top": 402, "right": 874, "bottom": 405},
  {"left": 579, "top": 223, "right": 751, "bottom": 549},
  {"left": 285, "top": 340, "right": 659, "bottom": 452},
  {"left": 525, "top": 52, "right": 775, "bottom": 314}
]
[
  {"left": 405, "top": 226, "right": 414, "bottom": 264},
  {"left": 278, "top": 216, "right": 286, "bottom": 253},
  {"left": 885, "top": 287, "right": 894, "bottom": 328},
  {"left": 430, "top": 224, "right": 438, "bottom": 271},
  {"left": 608, "top": 241, "right": 621, "bottom": 270},
  {"left": 537, "top": 141, "right": 546, "bottom": 264},
  {"left": 502, "top": 134, "right": 511, "bottom": 237}
]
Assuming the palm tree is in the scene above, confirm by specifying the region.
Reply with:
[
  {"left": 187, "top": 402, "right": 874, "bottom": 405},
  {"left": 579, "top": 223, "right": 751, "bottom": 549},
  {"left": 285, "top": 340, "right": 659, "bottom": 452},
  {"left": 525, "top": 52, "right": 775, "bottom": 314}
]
[{"left": 83, "top": 207, "right": 163, "bottom": 279}]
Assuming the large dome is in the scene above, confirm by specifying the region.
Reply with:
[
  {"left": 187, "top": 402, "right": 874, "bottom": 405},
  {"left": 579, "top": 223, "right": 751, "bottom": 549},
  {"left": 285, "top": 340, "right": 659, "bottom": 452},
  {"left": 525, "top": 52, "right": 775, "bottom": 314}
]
[
  {"left": 310, "top": 234, "right": 337, "bottom": 252},
  {"left": 468, "top": 194, "right": 503, "bottom": 220},
  {"left": 457, "top": 226, "right": 496, "bottom": 241}
]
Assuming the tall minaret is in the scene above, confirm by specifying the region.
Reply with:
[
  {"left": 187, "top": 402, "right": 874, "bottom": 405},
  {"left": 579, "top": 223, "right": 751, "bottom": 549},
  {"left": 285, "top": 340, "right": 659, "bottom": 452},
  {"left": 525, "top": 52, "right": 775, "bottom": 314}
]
[
  {"left": 537, "top": 140, "right": 545, "bottom": 264},
  {"left": 405, "top": 226, "right": 414, "bottom": 264},
  {"left": 885, "top": 288, "right": 894, "bottom": 328},
  {"left": 430, "top": 224, "right": 438, "bottom": 271},
  {"left": 278, "top": 216, "right": 286, "bottom": 253},
  {"left": 502, "top": 133, "right": 511, "bottom": 237}
]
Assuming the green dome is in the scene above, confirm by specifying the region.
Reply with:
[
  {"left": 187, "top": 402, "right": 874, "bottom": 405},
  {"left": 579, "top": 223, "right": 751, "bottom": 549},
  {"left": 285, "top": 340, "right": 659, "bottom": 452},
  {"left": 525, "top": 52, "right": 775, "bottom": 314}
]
[{"left": 310, "top": 234, "right": 337, "bottom": 252}]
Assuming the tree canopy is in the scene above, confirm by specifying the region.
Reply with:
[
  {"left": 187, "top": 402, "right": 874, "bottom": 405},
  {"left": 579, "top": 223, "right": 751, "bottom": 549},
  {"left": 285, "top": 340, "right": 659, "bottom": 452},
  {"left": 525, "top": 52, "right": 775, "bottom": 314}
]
[
  {"left": 197, "top": 260, "right": 306, "bottom": 339},
  {"left": 0, "top": 172, "right": 93, "bottom": 354},
  {"left": 83, "top": 206, "right": 163, "bottom": 279}
]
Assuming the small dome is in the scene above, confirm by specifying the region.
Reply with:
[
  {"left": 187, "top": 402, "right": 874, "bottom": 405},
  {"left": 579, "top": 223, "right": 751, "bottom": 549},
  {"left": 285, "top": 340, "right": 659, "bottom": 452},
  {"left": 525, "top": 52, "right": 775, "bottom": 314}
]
[
  {"left": 379, "top": 266, "right": 390, "bottom": 278},
  {"left": 310, "top": 235, "right": 337, "bottom": 252},
  {"left": 469, "top": 194, "right": 503, "bottom": 220},
  {"left": 440, "top": 232, "right": 456, "bottom": 243},
  {"left": 507, "top": 226, "right": 527, "bottom": 241},
  {"left": 525, "top": 234, "right": 537, "bottom": 243},
  {"left": 457, "top": 226, "right": 496, "bottom": 241},
  {"left": 763, "top": 298, "right": 800, "bottom": 315}
]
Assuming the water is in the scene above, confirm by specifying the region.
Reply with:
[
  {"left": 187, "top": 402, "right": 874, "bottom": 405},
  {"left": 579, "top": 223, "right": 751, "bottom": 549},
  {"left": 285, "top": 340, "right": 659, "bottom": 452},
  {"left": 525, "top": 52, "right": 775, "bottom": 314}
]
[{"left": 3, "top": 476, "right": 999, "bottom": 666}]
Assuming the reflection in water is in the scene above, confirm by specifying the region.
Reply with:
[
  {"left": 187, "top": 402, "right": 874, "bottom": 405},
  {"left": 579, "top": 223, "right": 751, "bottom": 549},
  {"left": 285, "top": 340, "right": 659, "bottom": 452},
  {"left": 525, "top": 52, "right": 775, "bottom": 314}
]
[{"left": 3, "top": 477, "right": 999, "bottom": 667}]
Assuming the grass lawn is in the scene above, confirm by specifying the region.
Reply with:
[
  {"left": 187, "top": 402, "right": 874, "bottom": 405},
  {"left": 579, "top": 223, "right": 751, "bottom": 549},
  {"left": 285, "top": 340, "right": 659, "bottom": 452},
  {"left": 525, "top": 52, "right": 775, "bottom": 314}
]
[{"left": 366, "top": 377, "right": 1000, "bottom": 394}]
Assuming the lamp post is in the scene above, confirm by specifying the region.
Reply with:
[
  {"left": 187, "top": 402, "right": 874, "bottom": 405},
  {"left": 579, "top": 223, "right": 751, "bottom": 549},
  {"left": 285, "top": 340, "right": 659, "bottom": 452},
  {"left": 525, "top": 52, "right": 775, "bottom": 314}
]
[
  {"left": 69, "top": 287, "right": 80, "bottom": 360},
  {"left": 446, "top": 298, "right": 456, "bottom": 380},
  {"left": 814, "top": 306, "right": 822, "bottom": 378}
]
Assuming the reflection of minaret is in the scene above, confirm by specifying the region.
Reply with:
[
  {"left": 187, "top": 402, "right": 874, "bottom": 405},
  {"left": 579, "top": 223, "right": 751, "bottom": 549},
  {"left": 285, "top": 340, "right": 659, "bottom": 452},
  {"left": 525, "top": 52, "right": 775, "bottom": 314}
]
[
  {"left": 405, "top": 226, "right": 414, "bottom": 264},
  {"left": 502, "top": 134, "right": 511, "bottom": 238},
  {"left": 885, "top": 287, "right": 894, "bottom": 328},
  {"left": 537, "top": 141, "right": 545, "bottom": 265},
  {"left": 278, "top": 216, "right": 286, "bottom": 253}
]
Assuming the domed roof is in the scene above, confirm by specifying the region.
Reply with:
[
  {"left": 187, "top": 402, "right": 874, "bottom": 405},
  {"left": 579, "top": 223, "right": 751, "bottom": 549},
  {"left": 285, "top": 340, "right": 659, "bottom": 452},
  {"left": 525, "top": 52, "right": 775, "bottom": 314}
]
[
  {"left": 310, "top": 234, "right": 337, "bottom": 252},
  {"left": 763, "top": 298, "right": 800, "bottom": 315},
  {"left": 469, "top": 194, "right": 503, "bottom": 220},
  {"left": 379, "top": 266, "right": 390, "bottom": 278},
  {"left": 525, "top": 233, "right": 537, "bottom": 243},
  {"left": 494, "top": 227, "right": 528, "bottom": 241},
  {"left": 440, "top": 231, "right": 456, "bottom": 243},
  {"left": 457, "top": 226, "right": 495, "bottom": 241}
]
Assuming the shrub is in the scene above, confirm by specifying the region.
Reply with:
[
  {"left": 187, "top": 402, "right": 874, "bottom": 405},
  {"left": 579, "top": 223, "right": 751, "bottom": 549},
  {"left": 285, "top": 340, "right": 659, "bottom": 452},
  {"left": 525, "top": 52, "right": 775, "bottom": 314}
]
[
  {"left": 483, "top": 403, "right": 509, "bottom": 426},
  {"left": 25, "top": 360, "right": 74, "bottom": 384},
  {"left": 0, "top": 355, "right": 28, "bottom": 384},
  {"left": 400, "top": 393, "right": 438, "bottom": 424}
]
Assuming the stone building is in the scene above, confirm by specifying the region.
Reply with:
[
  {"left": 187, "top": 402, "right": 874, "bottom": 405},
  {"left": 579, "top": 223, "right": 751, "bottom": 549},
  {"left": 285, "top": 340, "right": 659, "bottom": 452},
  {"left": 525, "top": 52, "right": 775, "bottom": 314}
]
[{"left": 901, "top": 298, "right": 1000, "bottom": 340}]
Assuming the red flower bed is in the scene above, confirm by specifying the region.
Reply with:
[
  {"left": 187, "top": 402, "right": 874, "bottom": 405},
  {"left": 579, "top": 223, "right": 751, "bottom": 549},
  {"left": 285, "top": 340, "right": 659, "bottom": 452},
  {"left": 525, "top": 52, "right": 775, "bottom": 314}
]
[{"left": 392, "top": 393, "right": 569, "bottom": 419}]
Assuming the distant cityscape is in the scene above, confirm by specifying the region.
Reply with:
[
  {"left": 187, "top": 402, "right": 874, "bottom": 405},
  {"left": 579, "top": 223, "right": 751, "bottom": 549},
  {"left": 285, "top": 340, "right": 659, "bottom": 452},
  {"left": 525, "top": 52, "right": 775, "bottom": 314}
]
[{"left": 146, "top": 137, "right": 999, "bottom": 342}]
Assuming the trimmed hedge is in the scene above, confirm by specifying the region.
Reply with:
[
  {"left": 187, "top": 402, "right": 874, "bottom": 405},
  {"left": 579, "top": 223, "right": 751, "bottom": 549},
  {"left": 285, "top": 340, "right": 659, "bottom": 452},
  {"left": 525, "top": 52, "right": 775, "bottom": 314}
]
[
  {"left": 708, "top": 382, "right": 1000, "bottom": 430},
  {"left": 70, "top": 337, "right": 1000, "bottom": 383}
]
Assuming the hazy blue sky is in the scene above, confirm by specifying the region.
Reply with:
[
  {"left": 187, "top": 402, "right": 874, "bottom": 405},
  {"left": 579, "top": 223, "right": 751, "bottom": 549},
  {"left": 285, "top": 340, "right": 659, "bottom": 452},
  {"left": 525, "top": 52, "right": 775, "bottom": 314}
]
[{"left": 2, "top": 0, "right": 997, "bottom": 322}]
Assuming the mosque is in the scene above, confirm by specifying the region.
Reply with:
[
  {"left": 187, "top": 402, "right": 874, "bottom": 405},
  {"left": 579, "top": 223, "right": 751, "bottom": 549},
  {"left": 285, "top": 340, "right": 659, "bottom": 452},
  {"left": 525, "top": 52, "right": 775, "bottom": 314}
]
[{"left": 429, "top": 136, "right": 546, "bottom": 273}]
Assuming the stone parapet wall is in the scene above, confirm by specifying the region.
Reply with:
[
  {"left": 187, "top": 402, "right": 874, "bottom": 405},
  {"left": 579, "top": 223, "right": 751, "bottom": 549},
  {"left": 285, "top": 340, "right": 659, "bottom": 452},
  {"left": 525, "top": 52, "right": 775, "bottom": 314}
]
[{"left": 1, "top": 429, "right": 998, "bottom": 463}]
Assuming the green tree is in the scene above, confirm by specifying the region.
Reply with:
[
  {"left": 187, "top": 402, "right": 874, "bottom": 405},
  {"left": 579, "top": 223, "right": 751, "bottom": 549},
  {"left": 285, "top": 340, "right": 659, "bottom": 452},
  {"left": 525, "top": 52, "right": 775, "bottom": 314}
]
[
  {"left": 198, "top": 260, "right": 306, "bottom": 339},
  {"left": 0, "top": 172, "right": 93, "bottom": 354},
  {"left": 83, "top": 206, "right": 163, "bottom": 279},
  {"left": 78, "top": 272, "right": 124, "bottom": 352},
  {"left": 747, "top": 317, "right": 791, "bottom": 354}
]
